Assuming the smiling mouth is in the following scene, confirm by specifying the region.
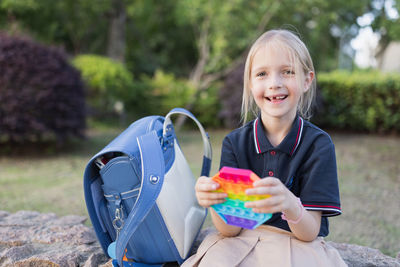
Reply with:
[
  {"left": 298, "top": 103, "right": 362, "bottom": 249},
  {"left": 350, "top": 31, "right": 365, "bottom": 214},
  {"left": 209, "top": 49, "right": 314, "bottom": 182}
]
[{"left": 266, "top": 95, "right": 288, "bottom": 101}]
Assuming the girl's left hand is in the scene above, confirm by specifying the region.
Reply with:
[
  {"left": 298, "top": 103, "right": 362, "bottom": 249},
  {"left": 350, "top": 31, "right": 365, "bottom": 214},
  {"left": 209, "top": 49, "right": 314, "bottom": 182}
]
[{"left": 244, "top": 177, "right": 297, "bottom": 214}]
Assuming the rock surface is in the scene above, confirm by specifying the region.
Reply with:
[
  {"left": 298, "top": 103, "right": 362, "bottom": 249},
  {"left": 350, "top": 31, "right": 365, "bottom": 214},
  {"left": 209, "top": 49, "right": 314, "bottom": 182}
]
[
  {"left": 0, "top": 211, "right": 399, "bottom": 267},
  {"left": 0, "top": 210, "right": 111, "bottom": 267},
  {"left": 328, "top": 242, "right": 400, "bottom": 267}
]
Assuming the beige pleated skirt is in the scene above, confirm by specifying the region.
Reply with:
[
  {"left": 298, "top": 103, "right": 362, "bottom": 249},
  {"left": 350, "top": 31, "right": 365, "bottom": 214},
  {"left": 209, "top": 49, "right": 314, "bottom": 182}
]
[{"left": 182, "top": 225, "right": 347, "bottom": 267}]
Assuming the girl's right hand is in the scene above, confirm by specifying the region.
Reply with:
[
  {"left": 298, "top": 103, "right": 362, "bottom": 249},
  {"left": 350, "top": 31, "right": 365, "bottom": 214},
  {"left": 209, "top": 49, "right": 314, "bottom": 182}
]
[{"left": 195, "top": 176, "right": 228, "bottom": 207}]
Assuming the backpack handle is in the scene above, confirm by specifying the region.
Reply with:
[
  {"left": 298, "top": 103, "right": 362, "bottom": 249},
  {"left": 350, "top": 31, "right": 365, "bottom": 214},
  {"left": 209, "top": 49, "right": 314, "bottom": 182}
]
[
  {"left": 116, "top": 131, "right": 165, "bottom": 267},
  {"left": 163, "top": 108, "right": 212, "bottom": 177}
]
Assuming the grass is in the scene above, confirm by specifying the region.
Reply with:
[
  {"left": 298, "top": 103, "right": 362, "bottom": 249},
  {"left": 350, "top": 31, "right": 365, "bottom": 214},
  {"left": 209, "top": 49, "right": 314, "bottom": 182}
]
[
  {"left": 0, "top": 128, "right": 123, "bottom": 217},
  {"left": 325, "top": 133, "right": 400, "bottom": 257},
  {"left": 0, "top": 128, "right": 399, "bottom": 257}
]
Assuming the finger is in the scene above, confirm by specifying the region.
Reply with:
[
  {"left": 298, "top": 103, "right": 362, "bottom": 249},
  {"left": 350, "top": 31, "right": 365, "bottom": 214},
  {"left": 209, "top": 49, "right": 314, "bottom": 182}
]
[
  {"left": 250, "top": 200, "right": 285, "bottom": 214},
  {"left": 253, "top": 177, "right": 281, "bottom": 187},
  {"left": 246, "top": 184, "right": 284, "bottom": 196},
  {"left": 197, "top": 176, "right": 212, "bottom": 183},
  {"left": 245, "top": 186, "right": 269, "bottom": 195},
  {"left": 195, "top": 181, "right": 221, "bottom": 192},
  {"left": 197, "top": 191, "right": 228, "bottom": 200},
  {"left": 197, "top": 176, "right": 221, "bottom": 184},
  {"left": 244, "top": 195, "right": 284, "bottom": 209},
  {"left": 198, "top": 198, "right": 226, "bottom": 207}
]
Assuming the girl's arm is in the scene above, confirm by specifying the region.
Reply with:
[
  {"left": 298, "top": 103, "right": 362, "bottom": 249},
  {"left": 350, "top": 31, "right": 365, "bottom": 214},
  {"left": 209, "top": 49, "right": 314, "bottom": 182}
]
[
  {"left": 245, "top": 177, "right": 322, "bottom": 241},
  {"left": 210, "top": 209, "right": 242, "bottom": 237},
  {"left": 278, "top": 195, "right": 322, "bottom": 241}
]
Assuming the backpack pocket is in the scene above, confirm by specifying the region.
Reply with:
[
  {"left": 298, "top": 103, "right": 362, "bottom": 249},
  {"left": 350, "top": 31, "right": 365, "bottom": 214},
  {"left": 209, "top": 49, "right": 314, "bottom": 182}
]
[
  {"left": 100, "top": 156, "right": 141, "bottom": 238},
  {"left": 98, "top": 197, "right": 117, "bottom": 240}
]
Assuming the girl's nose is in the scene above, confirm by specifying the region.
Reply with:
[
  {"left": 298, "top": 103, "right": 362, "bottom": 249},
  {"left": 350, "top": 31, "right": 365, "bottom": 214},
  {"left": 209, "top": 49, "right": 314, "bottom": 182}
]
[{"left": 268, "top": 73, "right": 283, "bottom": 89}]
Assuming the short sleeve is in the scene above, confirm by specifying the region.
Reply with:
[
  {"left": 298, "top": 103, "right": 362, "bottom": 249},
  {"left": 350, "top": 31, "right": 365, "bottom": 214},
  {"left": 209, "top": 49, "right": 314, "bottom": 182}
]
[
  {"left": 299, "top": 136, "right": 341, "bottom": 217},
  {"left": 219, "top": 136, "right": 239, "bottom": 169}
]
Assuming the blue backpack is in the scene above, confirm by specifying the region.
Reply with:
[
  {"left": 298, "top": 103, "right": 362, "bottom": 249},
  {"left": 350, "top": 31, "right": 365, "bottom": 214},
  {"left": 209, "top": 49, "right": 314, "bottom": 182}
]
[{"left": 83, "top": 108, "right": 212, "bottom": 267}]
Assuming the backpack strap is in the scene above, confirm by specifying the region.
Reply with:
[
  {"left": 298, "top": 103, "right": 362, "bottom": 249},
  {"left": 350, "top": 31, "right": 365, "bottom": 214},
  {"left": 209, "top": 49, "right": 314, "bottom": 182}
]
[
  {"left": 163, "top": 108, "right": 212, "bottom": 177},
  {"left": 115, "top": 130, "right": 165, "bottom": 267}
]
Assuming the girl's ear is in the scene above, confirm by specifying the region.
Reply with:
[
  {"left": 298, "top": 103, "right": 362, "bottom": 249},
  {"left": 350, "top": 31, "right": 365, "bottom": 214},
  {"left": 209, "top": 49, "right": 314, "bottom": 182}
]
[{"left": 303, "top": 71, "right": 314, "bottom": 92}]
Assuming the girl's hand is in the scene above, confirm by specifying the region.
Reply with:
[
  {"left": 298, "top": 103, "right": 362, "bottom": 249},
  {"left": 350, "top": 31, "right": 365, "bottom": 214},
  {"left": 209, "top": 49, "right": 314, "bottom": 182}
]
[
  {"left": 195, "top": 176, "right": 228, "bottom": 208},
  {"left": 244, "top": 177, "right": 300, "bottom": 216},
  {"left": 245, "top": 177, "right": 322, "bottom": 242}
]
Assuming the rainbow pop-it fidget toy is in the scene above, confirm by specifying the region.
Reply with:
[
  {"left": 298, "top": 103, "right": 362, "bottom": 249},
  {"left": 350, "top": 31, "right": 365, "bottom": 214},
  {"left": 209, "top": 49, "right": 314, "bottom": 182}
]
[{"left": 211, "top": 166, "right": 272, "bottom": 229}]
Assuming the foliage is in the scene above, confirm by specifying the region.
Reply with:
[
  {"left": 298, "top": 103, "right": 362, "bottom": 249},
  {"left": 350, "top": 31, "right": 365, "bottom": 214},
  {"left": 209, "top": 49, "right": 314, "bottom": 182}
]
[
  {"left": 175, "top": 0, "right": 273, "bottom": 74},
  {"left": 138, "top": 70, "right": 196, "bottom": 115},
  {"left": 131, "top": 0, "right": 371, "bottom": 74},
  {"left": 0, "top": 32, "right": 85, "bottom": 143},
  {"left": 3, "top": 0, "right": 400, "bottom": 132},
  {"left": 72, "top": 55, "right": 217, "bottom": 124},
  {"left": 1, "top": 0, "right": 39, "bottom": 13},
  {"left": 1, "top": 0, "right": 373, "bottom": 75},
  {"left": 125, "top": 0, "right": 197, "bottom": 76},
  {"left": 174, "top": 0, "right": 370, "bottom": 72},
  {"left": 192, "top": 85, "right": 222, "bottom": 128},
  {"left": 314, "top": 71, "right": 400, "bottom": 132},
  {"left": 72, "top": 54, "right": 136, "bottom": 117},
  {"left": 122, "top": 69, "right": 221, "bottom": 127},
  {"left": 0, "top": 0, "right": 110, "bottom": 54}
]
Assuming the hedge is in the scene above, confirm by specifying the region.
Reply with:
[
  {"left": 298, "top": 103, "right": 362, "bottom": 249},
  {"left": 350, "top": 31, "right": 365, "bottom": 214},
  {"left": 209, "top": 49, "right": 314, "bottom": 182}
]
[{"left": 314, "top": 71, "right": 400, "bottom": 133}]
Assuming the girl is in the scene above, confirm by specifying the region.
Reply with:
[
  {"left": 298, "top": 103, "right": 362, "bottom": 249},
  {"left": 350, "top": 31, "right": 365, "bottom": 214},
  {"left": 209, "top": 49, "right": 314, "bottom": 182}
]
[{"left": 183, "top": 29, "right": 347, "bottom": 267}]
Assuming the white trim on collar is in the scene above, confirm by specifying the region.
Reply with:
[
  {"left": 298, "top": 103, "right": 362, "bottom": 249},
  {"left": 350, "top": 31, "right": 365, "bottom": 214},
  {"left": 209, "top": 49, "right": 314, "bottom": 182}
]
[
  {"left": 253, "top": 118, "right": 260, "bottom": 154},
  {"left": 290, "top": 117, "right": 304, "bottom": 156},
  {"left": 253, "top": 116, "right": 304, "bottom": 155}
]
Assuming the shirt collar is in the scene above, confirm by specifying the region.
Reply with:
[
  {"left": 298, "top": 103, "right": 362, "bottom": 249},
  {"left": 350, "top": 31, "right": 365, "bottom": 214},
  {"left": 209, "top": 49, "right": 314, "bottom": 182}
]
[{"left": 253, "top": 114, "right": 304, "bottom": 156}]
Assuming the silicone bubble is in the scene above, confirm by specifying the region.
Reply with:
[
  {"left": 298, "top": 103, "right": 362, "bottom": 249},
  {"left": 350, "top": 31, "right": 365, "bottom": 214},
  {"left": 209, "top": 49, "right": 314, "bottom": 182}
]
[{"left": 211, "top": 166, "right": 272, "bottom": 229}]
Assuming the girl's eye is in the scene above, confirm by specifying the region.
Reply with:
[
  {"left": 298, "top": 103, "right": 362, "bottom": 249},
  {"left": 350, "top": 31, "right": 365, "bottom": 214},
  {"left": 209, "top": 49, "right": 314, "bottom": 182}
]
[
  {"left": 256, "top": 71, "right": 266, "bottom": 77},
  {"left": 283, "top": 70, "right": 295, "bottom": 76}
]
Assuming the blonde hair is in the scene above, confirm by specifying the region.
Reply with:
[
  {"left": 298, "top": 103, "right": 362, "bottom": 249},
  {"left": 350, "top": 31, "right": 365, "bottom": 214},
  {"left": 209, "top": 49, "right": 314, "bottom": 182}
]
[{"left": 241, "top": 29, "right": 316, "bottom": 123}]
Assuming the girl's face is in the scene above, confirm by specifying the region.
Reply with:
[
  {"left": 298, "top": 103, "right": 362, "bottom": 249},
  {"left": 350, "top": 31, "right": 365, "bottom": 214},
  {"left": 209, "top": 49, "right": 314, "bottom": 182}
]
[{"left": 250, "top": 44, "right": 313, "bottom": 124}]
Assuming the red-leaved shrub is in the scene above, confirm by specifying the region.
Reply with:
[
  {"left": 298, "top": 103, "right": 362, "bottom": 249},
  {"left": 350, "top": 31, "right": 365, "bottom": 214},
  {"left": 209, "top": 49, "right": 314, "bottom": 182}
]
[{"left": 0, "top": 33, "right": 86, "bottom": 143}]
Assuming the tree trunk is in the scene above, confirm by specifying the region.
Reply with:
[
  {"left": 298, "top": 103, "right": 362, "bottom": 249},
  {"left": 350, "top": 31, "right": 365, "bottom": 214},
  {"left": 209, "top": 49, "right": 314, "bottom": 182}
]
[{"left": 107, "top": 0, "right": 126, "bottom": 63}]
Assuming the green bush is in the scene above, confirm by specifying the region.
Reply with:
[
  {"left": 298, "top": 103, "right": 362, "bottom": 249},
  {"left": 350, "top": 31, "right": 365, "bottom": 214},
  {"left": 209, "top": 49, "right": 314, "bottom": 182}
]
[
  {"left": 143, "top": 70, "right": 223, "bottom": 127},
  {"left": 314, "top": 71, "right": 400, "bottom": 133},
  {"left": 72, "top": 55, "right": 136, "bottom": 118},
  {"left": 192, "top": 85, "right": 222, "bottom": 128},
  {"left": 139, "top": 70, "right": 195, "bottom": 115},
  {"left": 72, "top": 56, "right": 220, "bottom": 125},
  {"left": 133, "top": 70, "right": 221, "bottom": 127}
]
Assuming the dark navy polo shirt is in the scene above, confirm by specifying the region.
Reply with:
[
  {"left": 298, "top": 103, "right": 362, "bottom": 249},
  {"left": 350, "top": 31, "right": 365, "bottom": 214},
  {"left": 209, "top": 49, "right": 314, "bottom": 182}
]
[{"left": 219, "top": 115, "right": 341, "bottom": 237}]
